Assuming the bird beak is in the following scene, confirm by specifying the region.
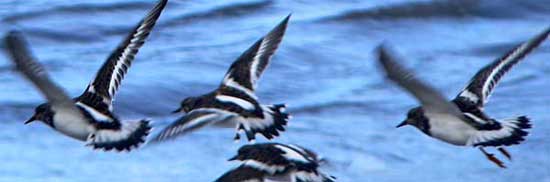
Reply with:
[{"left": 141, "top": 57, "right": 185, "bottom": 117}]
[
  {"left": 396, "top": 120, "right": 408, "bottom": 128},
  {"left": 228, "top": 155, "right": 239, "bottom": 161},
  {"left": 171, "top": 107, "right": 182, "bottom": 114},
  {"left": 24, "top": 115, "right": 36, "bottom": 124}
]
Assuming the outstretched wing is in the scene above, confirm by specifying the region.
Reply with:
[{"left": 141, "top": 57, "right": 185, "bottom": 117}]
[
  {"left": 149, "top": 108, "right": 235, "bottom": 143},
  {"left": 456, "top": 27, "right": 550, "bottom": 108},
  {"left": 376, "top": 44, "right": 464, "bottom": 118},
  {"left": 4, "top": 31, "right": 85, "bottom": 119},
  {"left": 80, "top": 0, "right": 167, "bottom": 112},
  {"left": 220, "top": 14, "right": 290, "bottom": 95}
]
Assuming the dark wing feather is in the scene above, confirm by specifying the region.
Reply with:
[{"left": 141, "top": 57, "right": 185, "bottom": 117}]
[
  {"left": 221, "top": 15, "right": 290, "bottom": 92},
  {"left": 376, "top": 44, "right": 464, "bottom": 118},
  {"left": 4, "top": 31, "right": 83, "bottom": 117},
  {"left": 149, "top": 109, "right": 234, "bottom": 144},
  {"left": 214, "top": 166, "right": 267, "bottom": 182},
  {"left": 456, "top": 27, "right": 550, "bottom": 108},
  {"left": 81, "top": 0, "right": 167, "bottom": 111}
]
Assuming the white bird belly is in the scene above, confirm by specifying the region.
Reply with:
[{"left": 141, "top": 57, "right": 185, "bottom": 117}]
[
  {"left": 53, "top": 111, "right": 93, "bottom": 141},
  {"left": 427, "top": 114, "right": 476, "bottom": 146}
]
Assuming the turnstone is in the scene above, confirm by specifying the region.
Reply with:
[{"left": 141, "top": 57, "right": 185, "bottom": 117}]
[
  {"left": 215, "top": 143, "right": 336, "bottom": 182},
  {"left": 151, "top": 15, "right": 291, "bottom": 143},
  {"left": 375, "top": 27, "right": 550, "bottom": 168},
  {"left": 3, "top": 0, "right": 167, "bottom": 151}
]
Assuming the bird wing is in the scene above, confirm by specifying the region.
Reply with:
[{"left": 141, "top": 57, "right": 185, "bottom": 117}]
[
  {"left": 4, "top": 31, "right": 85, "bottom": 120},
  {"left": 149, "top": 108, "right": 235, "bottom": 143},
  {"left": 376, "top": 44, "right": 464, "bottom": 118},
  {"left": 220, "top": 15, "right": 290, "bottom": 97},
  {"left": 79, "top": 0, "right": 167, "bottom": 112},
  {"left": 456, "top": 27, "right": 550, "bottom": 108}
]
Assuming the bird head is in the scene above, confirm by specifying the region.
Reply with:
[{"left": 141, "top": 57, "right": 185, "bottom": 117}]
[
  {"left": 26, "top": 103, "right": 53, "bottom": 126},
  {"left": 397, "top": 107, "right": 428, "bottom": 131},
  {"left": 172, "top": 97, "right": 197, "bottom": 114}
]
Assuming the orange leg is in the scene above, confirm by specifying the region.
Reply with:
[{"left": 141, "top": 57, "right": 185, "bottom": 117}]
[{"left": 479, "top": 147, "right": 506, "bottom": 168}]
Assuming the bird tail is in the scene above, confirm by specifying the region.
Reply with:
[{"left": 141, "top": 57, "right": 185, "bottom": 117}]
[
  {"left": 235, "top": 104, "right": 290, "bottom": 141},
  {"left": 87, "top": 120, "right": 152, "bottom": 151},
  {"left": 470, "top": 116, "right": 531, "bottom": 147}
]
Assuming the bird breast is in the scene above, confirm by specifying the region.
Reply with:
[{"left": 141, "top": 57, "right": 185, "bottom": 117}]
[
  {"left": 426, "top": 113, "right": 476, "bottom": 146},
  {"left": 52, "top": 111, "right": 93, "bottom": 141}
]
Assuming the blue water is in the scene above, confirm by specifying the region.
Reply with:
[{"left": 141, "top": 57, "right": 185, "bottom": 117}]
[{"left": 0, "top": 0, "right": 550, "bottom": 181}]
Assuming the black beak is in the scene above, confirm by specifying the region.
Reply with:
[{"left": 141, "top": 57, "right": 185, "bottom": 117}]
[
  {"left": 228, "top": 155, "right": 239, "bottom": 161},
  {"left": 396, "top": 120, "right": 408, "bottom": 128},
  {"left": 171, "top": 107, "right": 182, "bottom": 114},
  {"left": 24, "top": 115, "right": 36, "bottom": 124}
]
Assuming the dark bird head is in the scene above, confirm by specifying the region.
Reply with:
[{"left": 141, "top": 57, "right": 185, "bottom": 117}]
[
  {"left": 228, "top": 143, "right": 279, "bottom": 162},
  {"left": 397, "top": 107, "right": 429, "bottom": 132},
  {"left": 26, "top": 103, "right": 54, "bottom": 126},
  {"left": 228, "top": 144, "right": 256, "bottom": 161},
  {"left": 172, "top": 97, "right": 198, "bottom": 114}
]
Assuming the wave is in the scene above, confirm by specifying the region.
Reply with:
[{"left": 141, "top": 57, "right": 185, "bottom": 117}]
[
  {"left": 289, "top": 100, "right": 391, "bottom": 115},
  {"left": 161, "top": 0, "right": 272, "bottom": 27},
  {"left": 2, "top": 2, "right": 152, "bottom": 23},
  {"left": 319, "top": 0, "right": 550, "bottom": 22},
  {"left": 1, "top": 0, "right": 274, "bottom": 44},
  {"left": 20, "top": 28, "right": 100, "bottom": 43}
]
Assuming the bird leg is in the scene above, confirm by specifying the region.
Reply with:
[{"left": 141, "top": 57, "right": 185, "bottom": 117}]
[
  {"left": 498, "top": 147, "right": 512, "bottom": 161},
  {"left": 479, "top": 147, "right": 506, "bottom": 168}
]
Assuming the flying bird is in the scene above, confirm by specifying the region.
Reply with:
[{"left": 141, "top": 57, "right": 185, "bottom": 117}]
[
  {"left": 151, "top": 15, "right": 291, "bottom": 143},
  {"left": 376, "top": 27, "right": 550, "bottom": 168},
  {"left": 3, "top": 0, "right": 167, "bottom": 151},
  {"left": 215, "top": 143, "right": 335, "bottom": 182}
]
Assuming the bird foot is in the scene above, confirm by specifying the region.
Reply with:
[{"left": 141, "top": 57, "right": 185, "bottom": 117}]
[
  {"left": 480, "top": 147, "right": 506, "bottom": 168},
  {"left": 498, "top": 147, "right": 512, "bottom": 161},
  {"left": 233, "top": 133, "right": 240, "bottom": 143}
]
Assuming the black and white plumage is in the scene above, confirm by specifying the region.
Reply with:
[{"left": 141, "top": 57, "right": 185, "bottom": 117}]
[
  {"left": 215, "top": 143, "right": 336, "bottom": 182},
  {"left": 3, "top": 0, "right": 167, "bottom": 151},
  {"left": 151, "top": 15, "right": 291, "bottom": 143},
  {"left": 376, "top": 27, "right": 549, "bottom": 168}
]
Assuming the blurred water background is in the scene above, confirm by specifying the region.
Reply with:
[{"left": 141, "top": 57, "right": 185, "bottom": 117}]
[{"left": 0, "top": 0, "right": 549, "bottom": 181}]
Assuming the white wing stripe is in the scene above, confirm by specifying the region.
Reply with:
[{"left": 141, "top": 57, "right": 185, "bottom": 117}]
[
  {"left": 464, "top": 113, "right": 489, "bottom": 125},
  {"left": 155, "top": 108, "right": 237, "bottom": 141},
  {"left": 287, "top": 144, "right": 316, "bottom": 161},
  {"left": 216, "top": 95, "right": 256, "bottom": 110},
  {"left": 75, "top": 102, "right": 113, "bottom": 122},
  {"left": 183, "top": 113, "right": 220, "bottom": 130},
  {"left": 241, "top": 160, "right": 286, "bottom": 174},
  {"left": 223, "top": 77, "right": 258, "bottom": 100},
  {"left": 458, "top": 90, "right": 479, "bottom": 103},
  {"left": 106, "top": 20, "right": 151, "bottom": 98},
  {"left": 481, "top": 42, "right": 530, "bottom": 100},
  {"left": 274, "top": 144, "right": 310, "bottom": 163},
  {"left": 250, "top": 38, "right": 271, "bottom": 88}
]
